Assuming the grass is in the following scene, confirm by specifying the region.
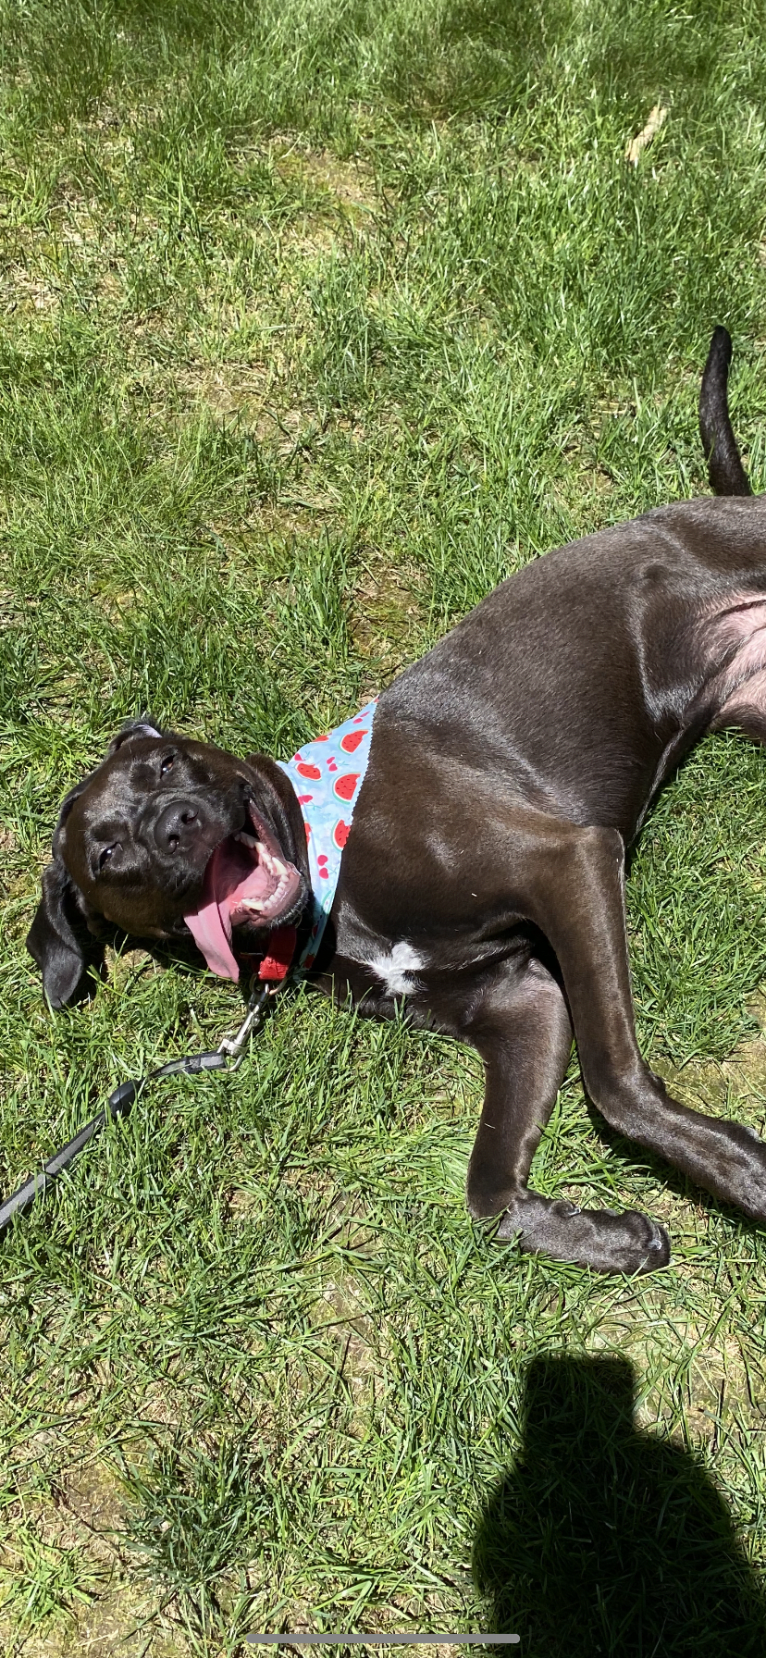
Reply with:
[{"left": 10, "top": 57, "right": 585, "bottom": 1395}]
[{"left": 3, "top": 0, "right": 766, "bottom": 1651}]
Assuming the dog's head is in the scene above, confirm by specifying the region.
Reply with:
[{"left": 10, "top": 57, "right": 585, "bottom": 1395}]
[{"left": 27, "top": 719, "right": 309, "bottom": 1009}]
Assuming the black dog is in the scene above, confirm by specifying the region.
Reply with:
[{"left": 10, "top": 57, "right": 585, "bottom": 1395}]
[{"left": 28, "top": 328, "right": 766, "bottom": 1273}]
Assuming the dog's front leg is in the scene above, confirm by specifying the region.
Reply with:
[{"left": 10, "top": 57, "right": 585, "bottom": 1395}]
[
  {"left": 530, "top": 822, "right": 766, "bottom": 1228},
  {"left": 463, "top": 955, "right": 670, "bottom": 1273}
]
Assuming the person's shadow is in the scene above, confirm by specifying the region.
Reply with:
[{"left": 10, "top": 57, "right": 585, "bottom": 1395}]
[{"left": 473, "top": 1354, "right": 766, "bottom": 1657}]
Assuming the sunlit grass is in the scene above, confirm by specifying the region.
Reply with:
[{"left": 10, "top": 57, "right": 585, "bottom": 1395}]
[{"left": 3, "top": 0, "right": 766, "bottom": 1652}]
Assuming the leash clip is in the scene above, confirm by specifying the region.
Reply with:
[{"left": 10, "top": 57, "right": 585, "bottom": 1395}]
[{"left": 217, "top": 983, "right": 278, "bottom": 1069}]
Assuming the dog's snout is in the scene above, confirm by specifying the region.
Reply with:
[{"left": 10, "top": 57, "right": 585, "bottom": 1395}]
[{"left": 154, "top": 799, "right": 204, "bottom": 854}]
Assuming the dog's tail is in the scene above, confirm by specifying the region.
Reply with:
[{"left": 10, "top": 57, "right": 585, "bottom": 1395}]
[{"left": 699, "top": 325, "right": 751, "bottom": 496}]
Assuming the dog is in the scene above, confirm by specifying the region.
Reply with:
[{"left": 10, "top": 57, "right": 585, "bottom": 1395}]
[{"left": 27, "top": 327, "right": 766, "bottom": 1274}]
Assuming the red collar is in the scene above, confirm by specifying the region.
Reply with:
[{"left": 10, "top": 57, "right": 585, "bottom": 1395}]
[{"left": 240, "top": 923, "right": 297, "bottom": 986}]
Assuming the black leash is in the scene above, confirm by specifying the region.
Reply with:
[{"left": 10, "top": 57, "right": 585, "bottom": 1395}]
[{"left": 0, "top": 981, "right": 277, "bottom": 1237}]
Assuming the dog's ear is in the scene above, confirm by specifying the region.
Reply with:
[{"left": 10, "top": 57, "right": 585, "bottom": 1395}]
[
  {"left": 107, "top": 717, "right": 163, "bottom": 756},
  {"left": 27, "top": 720, "right": 165, "bottom": 1008},
  {"left": 26, "top": 859, "right": 104, "bottom": 1009},
  {"left": 26, "top": 790, "right": 105, "bottom": 1010}
]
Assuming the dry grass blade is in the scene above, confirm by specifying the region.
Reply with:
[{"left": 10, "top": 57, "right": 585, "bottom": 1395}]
[{"left": 625, "top": 102, "right": 669, "bottom": 165}]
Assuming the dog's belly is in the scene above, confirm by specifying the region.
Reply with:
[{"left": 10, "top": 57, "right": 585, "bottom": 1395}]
[{"left": 705, "top": 595, "right": 766, "bottom": 724}]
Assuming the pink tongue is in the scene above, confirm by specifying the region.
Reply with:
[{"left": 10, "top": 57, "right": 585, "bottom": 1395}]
[
  {"left": 185, "top": 898, "right": 240, "bottom": 981},
  {"left": 184, "top": 842, "right": 242, "bottom": 981}
]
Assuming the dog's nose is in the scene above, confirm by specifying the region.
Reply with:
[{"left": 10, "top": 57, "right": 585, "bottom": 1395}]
[{"left": 153, "top": 799, "right": 204, "bottom": 854}]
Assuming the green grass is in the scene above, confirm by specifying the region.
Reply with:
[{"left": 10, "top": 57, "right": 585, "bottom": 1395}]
[{"left": 4, "top": 0, "right": 766, "bottom": 1652}]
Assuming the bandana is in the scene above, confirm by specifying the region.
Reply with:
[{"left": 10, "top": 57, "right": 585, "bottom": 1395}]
[
  {"left": 276, "top": 697, "right": 378, "bottom": 973},
  {"left": 184, "top": 699, "right": 377, "bottom": 983}
]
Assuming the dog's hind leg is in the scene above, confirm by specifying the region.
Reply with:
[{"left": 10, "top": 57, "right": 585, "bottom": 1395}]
[{"left": 464, "top": 958, "right": 670, "bottom": 1274}]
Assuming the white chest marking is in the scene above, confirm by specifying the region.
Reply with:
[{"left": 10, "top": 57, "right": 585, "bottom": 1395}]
[{"left": 366, "top": 941, "right": 425, "bottom": 996}]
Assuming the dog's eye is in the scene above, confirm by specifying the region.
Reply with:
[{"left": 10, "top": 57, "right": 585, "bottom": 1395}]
[
  {"left": 98, "top": 845, "right": 115, "bottom": 870},
  {"left": 160, "top": 754, "right": 175, "bottom": 775}
]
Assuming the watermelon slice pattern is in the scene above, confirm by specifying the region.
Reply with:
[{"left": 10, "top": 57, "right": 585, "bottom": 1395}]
[{"left": 277, "top": 698, "right": 378, "bottom": 972}]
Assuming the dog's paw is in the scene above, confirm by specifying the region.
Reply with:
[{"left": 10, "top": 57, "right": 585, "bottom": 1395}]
[
  {"left": 495, "top": 1192, "right": 670, "bottom": 1275},
  {"left": 699, "top": 1119, "right": 766, "bottom": 1222}
]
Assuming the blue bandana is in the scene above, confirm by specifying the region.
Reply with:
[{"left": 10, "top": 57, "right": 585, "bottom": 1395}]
[{"left": 277, "top": 698, "right": 378, "bottom": 971}]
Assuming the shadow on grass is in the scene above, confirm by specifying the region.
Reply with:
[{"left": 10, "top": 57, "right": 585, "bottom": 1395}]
[{"left": 474, "top": 1354, "right": 766, "bottom": 1657}]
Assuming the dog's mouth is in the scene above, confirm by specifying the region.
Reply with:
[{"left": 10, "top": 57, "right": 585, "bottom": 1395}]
[{"left": 183, "top": 802, "right": 303, "bottom": 981}]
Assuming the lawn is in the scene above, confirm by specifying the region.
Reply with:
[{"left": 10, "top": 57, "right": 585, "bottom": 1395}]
[{"left": 3, "top": 0, "right": 766, "bottom": 1652}]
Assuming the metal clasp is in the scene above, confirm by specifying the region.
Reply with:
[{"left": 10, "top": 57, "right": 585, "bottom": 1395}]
[{"left": 218, "top": 983, "right": 277, "bottom": 1069}]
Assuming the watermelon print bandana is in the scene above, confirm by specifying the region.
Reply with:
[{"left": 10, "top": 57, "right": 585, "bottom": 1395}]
[{"left": 277, "top": 698, "right": 378, "bottom": 973}]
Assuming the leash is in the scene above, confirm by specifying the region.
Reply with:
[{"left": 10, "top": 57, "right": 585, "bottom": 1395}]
[{"left": 0, "top": 926, "right": 296, "bottom": 1238}]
